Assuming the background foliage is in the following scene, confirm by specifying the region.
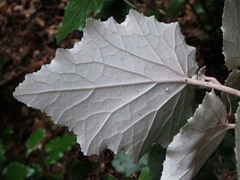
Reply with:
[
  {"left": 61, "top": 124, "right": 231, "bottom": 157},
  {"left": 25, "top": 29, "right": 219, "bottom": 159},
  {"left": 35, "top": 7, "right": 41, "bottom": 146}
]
[{"left": 0, "top": 0, "right": 236, "bottom": 179}]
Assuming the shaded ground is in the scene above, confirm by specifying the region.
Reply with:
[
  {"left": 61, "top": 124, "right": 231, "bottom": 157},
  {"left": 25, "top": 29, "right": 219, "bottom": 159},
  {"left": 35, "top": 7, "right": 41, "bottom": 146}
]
[{"left": 0, "top": 0, "right": 234, "bottom": 179}]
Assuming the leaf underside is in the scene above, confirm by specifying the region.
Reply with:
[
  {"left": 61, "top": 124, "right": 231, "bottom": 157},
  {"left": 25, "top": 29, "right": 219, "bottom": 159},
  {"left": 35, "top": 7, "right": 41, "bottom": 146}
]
[
  {"left": 161, "top": 91, "right": 230, "bottom": 180},
  {"left": 236, "top": 105, "right": 240, "bottom": 179},
  {"left": 14, "top": 10, "right": 197, "bottom": 162},
  {"left": 222, "top": 69, "right": 240, "bottom": 107},
  {"left": 222, "top": 0, "right": 240, "bottom": 70}
]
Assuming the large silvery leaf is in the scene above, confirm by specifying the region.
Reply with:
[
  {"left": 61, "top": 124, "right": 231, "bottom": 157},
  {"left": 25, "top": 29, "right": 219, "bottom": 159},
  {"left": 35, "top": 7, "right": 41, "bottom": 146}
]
[
  {"left": 13, "top": 10, "right": 197, "bottom": 162},
  {"left": 161, "top": 91, "right": 232, "bottom": 180},
  {"left": 235, "top": 104, "right": 240, "bottom": 179},
  {"left": 222, "top": 0, "right": 240, "bottom": 69}
]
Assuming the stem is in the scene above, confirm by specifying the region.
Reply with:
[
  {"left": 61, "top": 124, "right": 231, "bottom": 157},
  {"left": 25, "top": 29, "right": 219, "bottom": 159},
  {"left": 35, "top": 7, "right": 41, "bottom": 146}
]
[
  {"left": 186, "top": 78, "right": 240, "bottom": 97},
  {"left": 123, "top": 0, "right": 136, "bottom": 9},
  {"left": 227, "top": 123, "right": 236, "bottom": 129},
  {"left": 226, "top": 94, "right": 232, "bottom": 115}
]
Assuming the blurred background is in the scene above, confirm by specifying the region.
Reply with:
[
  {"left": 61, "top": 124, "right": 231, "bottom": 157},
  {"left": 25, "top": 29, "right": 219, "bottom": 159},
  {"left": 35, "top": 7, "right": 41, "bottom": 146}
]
[{"left": 0, "top": 0, "right": 236, "bottom": 179}]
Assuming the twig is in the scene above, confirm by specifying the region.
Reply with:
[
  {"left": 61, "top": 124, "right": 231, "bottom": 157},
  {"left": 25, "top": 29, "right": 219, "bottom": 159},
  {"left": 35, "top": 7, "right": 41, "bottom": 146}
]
[
  {"left": 226, "top": 94, "right": 232, "bottom": 115},
  {"left": 197, "top": 66, "right": 221, "bottom": 85},
  {"left": 123, "top": 0, "right": 136, "bottom": 9}
]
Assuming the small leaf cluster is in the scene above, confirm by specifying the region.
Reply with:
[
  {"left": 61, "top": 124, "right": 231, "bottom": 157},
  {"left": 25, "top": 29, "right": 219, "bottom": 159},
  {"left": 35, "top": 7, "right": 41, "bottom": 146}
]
[{"left": 0, "top": 127, "right": 76, "bottom": 180}]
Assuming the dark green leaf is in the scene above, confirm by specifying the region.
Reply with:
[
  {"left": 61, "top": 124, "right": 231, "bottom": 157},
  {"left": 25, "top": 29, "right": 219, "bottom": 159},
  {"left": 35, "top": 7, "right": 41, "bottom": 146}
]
[
  {"left": 198, "top": 34, "right": 208, "bottom": 41},
  {"left": 148, "top": 144, "right": 166, "bottom": 180},
  {"left": 138, "top": 167, "right": 151, "bottom": 180},
  {"left": 2, "top": 162, "right": 34, "bottom": 180},
  {"left": 166, "top": 0, "right": 185, "bottom": 18},
  {"left": 193, "top": 2, "right": 205, "bottom": 14},
  {"left": 204, "top": 0, "right": 218, "bottom": 13},
  {"left": 103, "top": 176, "right": 114, "bottom": 180},
  {"left": 0, "top": 127, "right": 13, "bottom": 146},
  {"left": 26, "top": 128, "right": 46, "bottom": 155},
  {"left": 30, "top": 164, "right": 43, "bottom": 179},
  {"left": 145, "top": 10, "right": 160, "bottom": 19},
  {"left": 52, "top": 172, "right": 63, "bottom": 180},
  {"left": 56, "top": 0, "right": 106, "bottom": 43},
  {"left": 44, "top": 133, "right": 76, "bottom": 164}
]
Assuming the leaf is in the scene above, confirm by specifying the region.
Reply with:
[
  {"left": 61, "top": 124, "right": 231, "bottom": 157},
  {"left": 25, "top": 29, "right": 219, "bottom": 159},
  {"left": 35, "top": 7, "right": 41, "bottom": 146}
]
[
  {"left": 112, "top": 151, "right": 148, "bottom": 176},
  {"left": 161, "top": 90, "right": 232, "bottom": 180},
  {"left": 148, "top": 144, "right": 166, "bottom": 180},
  {"left": 44, "top": 133, "right": 76, "bottom": 164},
  {"left": 138, "top": 167, "right": 151, "bottom": 180},
  {"left": 29, "top": 164, "right": 43, "bottom": 179},
  {"left": 103, "top": 175, "right": 115, "bottom": 180},
  {"left": 2, "top": 162, "right": 34, "bottom": 180},
  {"left": 14, "top": 10, "right": 197, "bottom": 162},
  {"left": 0, "top": 127, "right": 13, "bottom": 146},
  {"left": 222, "top": 0, "right": 240, "bottom": 69},
  {"left": 56, "top": 0, "right": 106, "bottom": 43},
  {"left": 235, "top": 104, "right": 240, "bottom": 179},
  {"left": 26, "top": 128, "right": 46, "bottom": 155},
  {"left": 222, "top": 69, "right": 240, "bottom": 113},
  {"left": 166, "top": 0, "right": 185, "bottom": 18}
]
